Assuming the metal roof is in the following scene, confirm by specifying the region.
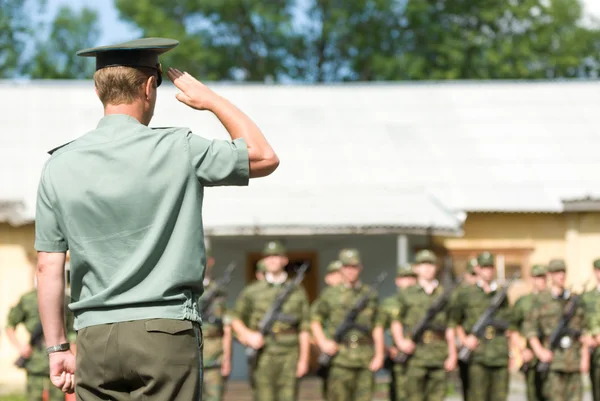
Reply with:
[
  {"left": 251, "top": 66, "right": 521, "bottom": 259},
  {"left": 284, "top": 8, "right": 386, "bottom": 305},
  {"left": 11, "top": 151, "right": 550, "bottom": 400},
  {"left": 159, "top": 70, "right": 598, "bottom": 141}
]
[{"left": 3, "top": 80, "right": 600, "bottom": 231}]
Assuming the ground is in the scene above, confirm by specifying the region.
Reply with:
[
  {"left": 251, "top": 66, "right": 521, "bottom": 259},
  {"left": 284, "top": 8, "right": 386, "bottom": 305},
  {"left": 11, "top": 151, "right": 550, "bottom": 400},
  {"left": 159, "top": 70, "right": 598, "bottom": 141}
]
[{"left": 0, "top": 374, "right": 593, "bottom": 401}]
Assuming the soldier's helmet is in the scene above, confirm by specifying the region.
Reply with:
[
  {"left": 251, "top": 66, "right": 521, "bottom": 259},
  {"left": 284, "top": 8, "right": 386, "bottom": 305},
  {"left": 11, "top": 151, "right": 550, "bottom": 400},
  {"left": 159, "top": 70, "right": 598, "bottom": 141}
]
[
  {"left": 415, "top": 249, "right": 437, "bottom": 264},
  {"left": 548, "top": 259, "right": 567, "bottom": 272},
  {"left": 477, "top": 252, "right": 495, "bottom": 267},
  {"left": 530, "top": 264, "right": 547, "bottom": 277},
  {"left": 326, "top": 260, "right": 343, "bottom": 273},
  {"left": 263, "top": 240, "right": 286, "bottom": 256},
  {"left": 397, "top": 263, "right": 417, "bottom": 277},
  {"left": 339, "top": 248, "right": 361, "bottom": 266}
]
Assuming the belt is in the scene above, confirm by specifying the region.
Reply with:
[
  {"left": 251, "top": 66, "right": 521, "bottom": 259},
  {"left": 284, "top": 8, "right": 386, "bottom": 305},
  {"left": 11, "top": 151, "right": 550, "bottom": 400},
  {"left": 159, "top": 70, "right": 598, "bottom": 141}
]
[
  {"left": 483, "top": 326, "right": 506, "bottom": 340},
  {"left": 341, "top": 334, "right": 373, "bottom": 349},
  {"left": 271, "top": 328, "right": 298, "bottom": 336},
  {"left": 420, "top": 330, "right": 445, "bottom": 344}
]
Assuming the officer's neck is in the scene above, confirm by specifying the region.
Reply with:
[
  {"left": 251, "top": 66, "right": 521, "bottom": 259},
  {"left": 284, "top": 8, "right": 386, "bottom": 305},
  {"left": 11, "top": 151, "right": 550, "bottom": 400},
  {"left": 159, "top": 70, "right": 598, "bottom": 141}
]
[{"left": 104, "top": 104, "right": 146, "bottom": 125}]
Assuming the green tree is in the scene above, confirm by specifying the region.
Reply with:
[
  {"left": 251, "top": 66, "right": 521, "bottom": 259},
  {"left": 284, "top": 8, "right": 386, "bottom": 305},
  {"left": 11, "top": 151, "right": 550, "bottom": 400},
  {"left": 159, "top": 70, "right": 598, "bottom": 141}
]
[
  {"left": 28, "top": 5, "right": 100, "bottom": 79},
  {"left": 0, "top": 0, "right": 34, "bottom": 77}
]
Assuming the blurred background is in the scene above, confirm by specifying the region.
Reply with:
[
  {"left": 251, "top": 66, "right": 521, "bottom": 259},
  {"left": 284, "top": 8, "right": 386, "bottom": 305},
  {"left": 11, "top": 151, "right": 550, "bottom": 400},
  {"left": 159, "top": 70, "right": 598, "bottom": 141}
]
[{"left": 2, "top": 0, "right": 600, "bottom": 399}]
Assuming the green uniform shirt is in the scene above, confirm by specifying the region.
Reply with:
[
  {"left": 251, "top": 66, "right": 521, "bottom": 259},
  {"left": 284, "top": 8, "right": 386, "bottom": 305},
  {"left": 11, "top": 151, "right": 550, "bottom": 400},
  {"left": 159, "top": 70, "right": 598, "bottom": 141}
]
[
  {"left": 582, "top": 289, "right": 600, "bottom": 364},
  {"left": 199, "top": 279, "right": 230, "bottom": 368},
  {"left": 449, "top": 283, "right": 514, "bottom": 367},
  {"left": 397, "top": 284, "right": 450, "bottom": 367},
  {"left": 513, "top": 293, "right": 536, "bottom": 336},
  {"left": 34, "top": 114, "right": 249, "bottom": 330},
  {"left": 6, "top": 290, "right": 76, "bottom": 375},
  {"left": 380, "top": 294, "right": 401, "bottom": 330},
  {"left": 312, "top": 283, "right": 384, "bottom": 368},
  {"left": 523, "top": 290, "right": 587, "bottom": 372},
  {"left": 230, "top": 279, "right": 310, "bottom": 352}
]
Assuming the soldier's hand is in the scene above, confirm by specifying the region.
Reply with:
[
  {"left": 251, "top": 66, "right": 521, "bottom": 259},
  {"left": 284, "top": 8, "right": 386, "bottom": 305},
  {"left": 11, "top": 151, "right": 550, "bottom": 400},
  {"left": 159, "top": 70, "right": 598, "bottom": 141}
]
[
  {"left": 463, "top": 335, "right": 479, "bottom": 351},
  {"left": 221, "top": 359, "right": 231, "bottom": 377},
  {"left": 20, "top": 344, "right": 32, "bottom": 358},
  {"left": 167, "top": 68, "right": 221, "bottom": 111},
  {"left": 245, "top": 331, "right": 264, "bottom": 350},
  {"left": 296, "top": 358, "right": 309, "bottom": 378},
  {"left": 521, "top": 349, "right": 534, "bottom": 363},
  {"left": 369, "top": 354, "right": 384, "bottom": 372},
  {"left": 387, "top": 346, "right": 399, "bottom": 359},
  {"left": 320, "top": 339, "right": 339, "bottom": 356},
  {"left": 581, "top": 356, "right": 590, "bottom": 373},
  {"left": 444, "top": 354, "right": 457, "bottom": 372},
  {"left": 49, "top": 350, "right": 76, "bottom": 394},
  {"left": 398, "top": 339, "right": 416, "bottom": 355},
  {"left": 537, "top": 348, "right": 553, "bottom": 363}
]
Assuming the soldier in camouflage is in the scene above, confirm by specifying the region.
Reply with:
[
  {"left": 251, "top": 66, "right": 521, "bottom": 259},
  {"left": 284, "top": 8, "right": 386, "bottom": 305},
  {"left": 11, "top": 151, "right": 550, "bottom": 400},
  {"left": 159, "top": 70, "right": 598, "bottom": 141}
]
[
  {"left": 512, "top": 264, "right": 548, "bottom": 401},
  {"left": 454, "top": 258, "right": 478, "bottom": 401},
  {"left": 585, "top": 258, "right": 600, "bottom": 401},
  {"left": 381, "top": 263, "right": 417, "bottom": 401},
  {"left": 392, "top": 250, "right": 457, "bottom": 401},
  {"left": 524, "top": 259, "right": 590, "bottom": 401},
  {"left": 311, "top": 248, "right": 385, "bottom": 401},
  {"left": 5, "top": 258, "right": 76, "bottom": 401},
  {"left": 449, "top": 252, "right": 514, "bottom": 401},
  {"left": 230, "top": 240, "right": 311, "bottom": 401},
  {"left": 256, "top": 258, "right": 266, "bottom": 281},
  {"left": 199, "top": 247, "right": 232, "bottom": 401}
]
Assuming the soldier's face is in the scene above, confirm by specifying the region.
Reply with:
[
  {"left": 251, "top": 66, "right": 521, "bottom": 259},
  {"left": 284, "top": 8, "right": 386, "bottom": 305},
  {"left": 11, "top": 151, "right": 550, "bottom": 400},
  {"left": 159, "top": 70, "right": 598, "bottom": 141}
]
[
  {"left": 264, "top": 255, "right": 288, "bottom": 273},
  {"left": 325, "top": 271, "right": 341, "bottom": 286},
  {"left": 550, "top": 271, "right": 566, "bottom": 287},
  {"left": 396, "top": 276, "right": 416, "bottom": 289},
  {"left": 532, "top": 275, "right": 547, "bottom": 291},
  {"left": 255, "top": 271, "right": 264, "bottom": 281},
  {"left": 340, "top": 265, "right": 361, "bottom": 283},
  {"left": 479, "top": 266, "right": 495, "bottom": 282},
  {"left": 594, "top": 268, "right": 600, "bottom": 283},
  {"left": 416, "top": 263, "right": 436, "bottom": 281}
]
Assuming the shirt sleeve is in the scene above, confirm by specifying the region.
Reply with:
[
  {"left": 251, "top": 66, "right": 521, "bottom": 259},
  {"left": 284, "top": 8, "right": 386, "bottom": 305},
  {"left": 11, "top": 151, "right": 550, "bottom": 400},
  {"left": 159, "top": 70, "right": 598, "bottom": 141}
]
[
  {"left": 372, "top": 295, "right": 385, "bottom": 328},
  {"left": 186, "top": 132, "right": 250, "bottom": 187},
  {"left": 312, "top": 291, "right": 330, "bottom": 323},
  {"left": 298, "top": 288, "right": 311, "bottom": 332},
  {"left": 6, "top": 300, "right": 25, "bottom": 329},
  {"left": 447, "top": 289, "right": 463, "bottom": 329},
  {"left": 523, "top": 302, "right": 540, "bottom": 339},
  {"left": 34, "top": 164, "right": 68, "bottom": 252},
  {"left": 229, "top": 287, "right": 252, "bottom": 324}
]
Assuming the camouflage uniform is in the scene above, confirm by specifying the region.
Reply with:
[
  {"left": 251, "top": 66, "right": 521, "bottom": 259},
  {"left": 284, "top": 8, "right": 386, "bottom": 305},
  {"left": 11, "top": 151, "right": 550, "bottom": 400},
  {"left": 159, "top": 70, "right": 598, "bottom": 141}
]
[
  {"left": 381, "top": 264, "right": 416, "bottom": 401},
  {"left": 454, "top": 258, "right": 477, "bottom": 401},
  {"left": 513, "top": 265, "right": 547, "bottom": 401},
  {"left": 231, "top": 241, "right": 311, "bottom": 401},
  {"left": 449, "top": 252, "right": 514, "bottom": 401},
  {"left": 199, "top": 276, "right": 230, "bottom": 401},
  {"left": 584, "top": 259, "right": 600, "bottom": 401},
  {"left": 523, "top": 260, "right": 586, "bottom": 401},
  {"left": 6, "top": 289, "right": 75, "bottom": 401},
  {"left": 396, "top": 251, "right": 451, "bottom": 401},
  {"left": 311, "top": 249, "right": 384, "bottom": 401}
]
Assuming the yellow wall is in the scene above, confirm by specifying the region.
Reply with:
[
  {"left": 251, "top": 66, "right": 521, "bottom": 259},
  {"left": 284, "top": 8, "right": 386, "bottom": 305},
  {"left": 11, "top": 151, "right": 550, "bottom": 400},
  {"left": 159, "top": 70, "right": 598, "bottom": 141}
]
[{"left": 0, "top": 223, "right": 35, "bottom": 392}]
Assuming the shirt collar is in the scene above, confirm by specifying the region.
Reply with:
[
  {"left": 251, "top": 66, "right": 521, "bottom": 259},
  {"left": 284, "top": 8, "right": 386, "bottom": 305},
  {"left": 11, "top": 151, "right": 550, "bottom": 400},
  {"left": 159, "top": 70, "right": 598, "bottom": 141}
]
[
  {"left": 97, "top": 114, "right": 142, "bottom": 128},
  {"left": 418, "top": 279, "right": 439, "bottom": 295},
  {"left": 477, "top": 280, "right": 498, "bottom": 292},
  {"left": 265, "top": 271, "right": 288, "bottom": 285},
  {"left": 344, "top": 280, "right": 362, "bottom": 290}
]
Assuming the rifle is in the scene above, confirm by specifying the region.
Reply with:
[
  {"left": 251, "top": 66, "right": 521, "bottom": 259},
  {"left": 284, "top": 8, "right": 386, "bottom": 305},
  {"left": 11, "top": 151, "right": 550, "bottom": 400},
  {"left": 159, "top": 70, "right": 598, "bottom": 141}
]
[
  {"left": 245, "top": 263, "right": 309, "bottom": 366},
  {"left": 316, "top": 272, "right": 388, "bottom": 375},
  {"left": 394, "top": 261, "right": 459, "bottom": 365},
  {"left": 457, "top": 272, "right": 520, "bottom": 363},
  {"left": 14, "top": 322, "right": 44, "bottom": 369},
  {"left": 201, "top": 262, "right": 236, "bottom": 323},
  {"left": 536, "top": 291, "right": 582, "bottom": 373}
]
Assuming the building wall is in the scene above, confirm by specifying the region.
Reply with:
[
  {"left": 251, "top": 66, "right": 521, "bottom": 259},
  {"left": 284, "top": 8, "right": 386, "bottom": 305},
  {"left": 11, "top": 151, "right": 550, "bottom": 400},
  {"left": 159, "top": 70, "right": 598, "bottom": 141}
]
[{"left": 0, "top": 223, "right": 36, "bottom": 393}]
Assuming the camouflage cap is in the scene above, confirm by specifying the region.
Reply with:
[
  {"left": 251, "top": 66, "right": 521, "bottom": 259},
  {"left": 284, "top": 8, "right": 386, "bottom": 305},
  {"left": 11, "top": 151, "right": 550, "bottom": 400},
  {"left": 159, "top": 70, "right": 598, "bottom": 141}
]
[
  {"left": 326, "top": 260, "right": 342, "bottom": 273},
  {"left": 415, "top": 249, "right": 437, "bottom": 264},
  {"left": 256, "top": 259, "right": 266, "bottom": 272},
  {"left": 548, "top": 258, "right": 567, "bottom": 272},
  {"left": 339, "top": 248, "right": 361, "bottom": 266},
  {"left": 466, "top": 258, "right": 478, "bottom": 274},
  {"left": 397, "top": 264, "right": 417, "bottom": 277},
  {"left": 530, "top": 264, "right": 547, "bottom": 277},
  {"left": 594, "top": 258, "right": 600, "bottom": 270},
  {"left": 477, "top": 252, "right": 495, "bottom": 267},
  {"left": 263, "top": 240, "right": 286, "bottom": 256}
]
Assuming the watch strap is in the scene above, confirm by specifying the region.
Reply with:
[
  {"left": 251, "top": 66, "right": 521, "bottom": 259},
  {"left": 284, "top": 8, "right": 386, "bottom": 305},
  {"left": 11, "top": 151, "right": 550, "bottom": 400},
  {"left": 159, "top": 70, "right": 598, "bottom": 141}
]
[{"left": 46, "top": 343, "right": 70, "bottom": 354}]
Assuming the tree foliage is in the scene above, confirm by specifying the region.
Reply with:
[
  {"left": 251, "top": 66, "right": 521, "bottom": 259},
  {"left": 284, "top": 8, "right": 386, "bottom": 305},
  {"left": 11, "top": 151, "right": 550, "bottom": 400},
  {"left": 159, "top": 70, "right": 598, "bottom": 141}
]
[{"left": 0, "top": 0, "right": 34, "bottom": 77}]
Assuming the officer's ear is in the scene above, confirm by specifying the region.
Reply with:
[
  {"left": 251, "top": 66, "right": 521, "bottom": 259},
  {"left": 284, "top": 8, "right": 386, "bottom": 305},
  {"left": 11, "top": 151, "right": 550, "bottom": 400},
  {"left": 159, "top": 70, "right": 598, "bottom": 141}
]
[{"left": 144, "top": 75, "right": 156, "bottom": 99}]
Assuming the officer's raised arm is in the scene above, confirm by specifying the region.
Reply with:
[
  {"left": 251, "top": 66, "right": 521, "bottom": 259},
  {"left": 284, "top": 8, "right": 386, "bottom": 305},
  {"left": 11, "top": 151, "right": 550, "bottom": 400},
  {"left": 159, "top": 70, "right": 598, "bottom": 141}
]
[{"left": 167, "top": 68, "right": 279, "bottom": 178}]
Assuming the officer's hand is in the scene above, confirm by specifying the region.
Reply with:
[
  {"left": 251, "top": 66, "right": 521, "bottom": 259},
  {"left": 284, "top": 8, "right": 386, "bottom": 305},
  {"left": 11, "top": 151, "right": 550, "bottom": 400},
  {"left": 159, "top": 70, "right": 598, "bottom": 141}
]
[
  {"left": 320, "top": 339, "right": 339, "bottom": 356},
  {"left": 221, "top": 359, "right": 231, "bottom": 377},
  {"left": 49, "top": 350, "right": 76, "bottom": 394},
  {"left": 521, "top": 349, "right": 534, "bottom": 363},
  {"left": 167, "top": 68, "right": 220, "bottom": 111},
  {"left": 463, "top": 335, "right": 479, "bottom": 351},
  {"left": 444, "top": 354, "right": 457, "bottom": 372},
  {"left": 537, "top": 348, "right": 553, "bottom": 363},
  {"left": 296, "top": 358, "right": 309, "bottom": 378},
  {"left": 369, "top": 354, "right": 384, "bottom": 372},
  {"left": 398, "top": 339, "right": 416, "bottom": 355},
  {"left": 245, "top": 331, "right": 264, "bottom": 350},
  {"left": 20, "top": 344, "right": 32, "bottom": 358}
]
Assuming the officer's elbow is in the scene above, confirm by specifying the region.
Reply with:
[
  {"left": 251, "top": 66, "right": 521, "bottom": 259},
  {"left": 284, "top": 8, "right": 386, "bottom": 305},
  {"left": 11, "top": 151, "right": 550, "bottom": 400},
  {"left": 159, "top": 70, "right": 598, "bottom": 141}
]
[{"left": 249, "top": 151, "right": 279, "bottom": 178}]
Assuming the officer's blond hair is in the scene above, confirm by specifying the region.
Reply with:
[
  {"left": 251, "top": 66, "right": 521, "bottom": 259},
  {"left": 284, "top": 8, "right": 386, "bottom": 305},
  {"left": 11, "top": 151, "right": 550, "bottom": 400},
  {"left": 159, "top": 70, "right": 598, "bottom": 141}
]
[{"left": 94, "top": 66, "right": 155, "bottom": 106}]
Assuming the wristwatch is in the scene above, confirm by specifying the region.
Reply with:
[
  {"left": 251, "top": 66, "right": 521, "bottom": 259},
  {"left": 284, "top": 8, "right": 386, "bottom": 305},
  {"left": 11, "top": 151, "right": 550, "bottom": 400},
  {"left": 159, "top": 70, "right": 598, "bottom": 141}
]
[{"left": 46, "top": 343, "right": 70, "bottom": 355}]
